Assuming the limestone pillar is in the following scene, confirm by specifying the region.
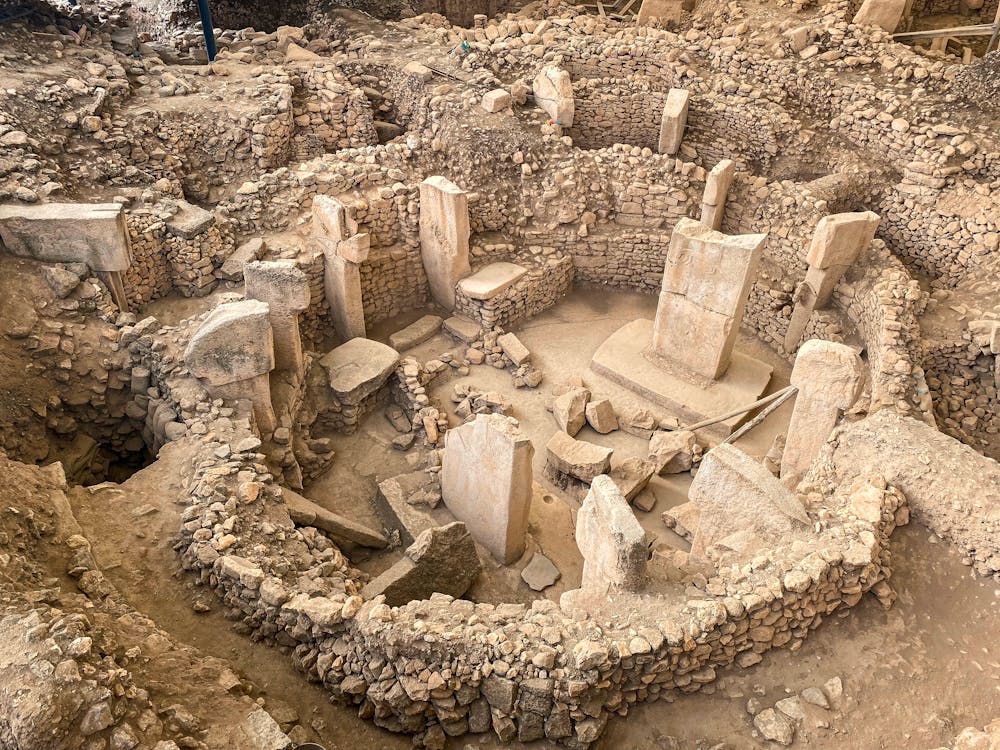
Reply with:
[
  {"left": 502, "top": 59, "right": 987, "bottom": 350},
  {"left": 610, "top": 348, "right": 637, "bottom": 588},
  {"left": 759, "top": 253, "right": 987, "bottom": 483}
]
[
  {"left": 780, "top": 339, "right": 865, "bottom": 487},
  {"left": 313, "top": 195, "right": 370, "bottom": 340},
  {"left": 0, "top": 202, "right": 132, "bottom": 311},
  {"left": 853, "top": 0, "right": 907, "bottom": 31},
  {"left": 689, "top": 443, "right": 809, "bottom": 562},
  {"left": 700, "top": 159, "right": 736, "bottom": 231},
  {"left": 638, "top": 0, "right": 684, "bottom": 24},
  {"left": 658, "top": 88, "right": 689, "bottom": 155},
  {"left": 440, "top": 413, "right": 534, "bottom": 564},
  {"left": 531, "top": 66, "right": 574, "bottom": 126},
  {"left": 784, "top": 211, "right": 880, "bottom": 353},
  {"left": 419, "top": 176, "right": 471, "bottom": 310},
  {"left": 244, "top": 260, "right": 310, "bottom": 374},
  {"left": 560, "top": 475, "right": 646, "bottom": 611},
  {"left": 184, "top": 300, "right": 278, "bottom": 435},
  {"left": 652, "top": 217, "right": 767, "bottom": 380}
]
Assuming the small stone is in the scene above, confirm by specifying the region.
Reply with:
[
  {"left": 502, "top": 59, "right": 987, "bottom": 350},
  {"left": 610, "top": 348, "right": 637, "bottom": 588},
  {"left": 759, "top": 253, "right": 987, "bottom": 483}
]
[
  {"left": 753, "top": 708, "right": 795, "bottom": 746},
  {"left": 521, "top": 553, "right": 560, "bottom": 591}
]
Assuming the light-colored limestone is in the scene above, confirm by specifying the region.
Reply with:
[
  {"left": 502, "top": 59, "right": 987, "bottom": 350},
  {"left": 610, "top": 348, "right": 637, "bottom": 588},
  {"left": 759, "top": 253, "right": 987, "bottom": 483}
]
[
  {"left": 700, "top": 159, "right": 737, "bottom": 231},
  {"left": 319, "top": 337, "right": 400, "bottom": 404},
  {"left": 441, "top": 414, "right": 535, "bottom": 564},
  {"left": 553, "top": 387, "right": 590, "bottom": 436},
  {"left": 314, "top": 195, "right": 370, "bottom": 340},
  {"left": 781, "top": 340, "right": 865, "bottom": 487},
  {"left": 482, "top": 89, "right": 512, "bottom": 112},
  {"left": 545, "top": 431, "right": 613, "bottom": 483},
  {"left": 785, "top": 212, "right": 880, "bottom": 352},
  {"left": 638, "top": 0, "right": 684, "bottom": 24},
  {"left": 244, "top": 260, "right": 310, "bottom": 374},
  {"left": 652, "top": 217, "right": 767, "bottom": 381},
  {"left": 457, "top": 262, "right": 527, "bottom": 300},
  {"left": 561, "top": 475, "right": 647, "bottom": 611},
  {"left": 532, "top": 66, "right": 574, "bottom": 126},
  {"left": 658, "top": 88, "right": 690, "bottom": 155},
  {"left": 853, "top": 0, "right": 908, "bottom": 31},
  {"left": 419, "top": 176, "right": 471, "bottom": 309},
  {"left": 690, "top": 443, "right": 809, "bottom": 561}
]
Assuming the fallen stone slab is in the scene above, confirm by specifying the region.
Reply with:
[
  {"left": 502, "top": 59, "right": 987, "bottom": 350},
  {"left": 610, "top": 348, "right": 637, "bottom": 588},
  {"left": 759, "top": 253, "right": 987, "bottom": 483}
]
[
  {"left": 497, "top": 331, "right": 530, "bottom": 365},
  {"left": 282, "top": 487, "right": 388, "bottom": 549},
  {"left": 609, "top": 457, "right": 657, "bottom": 501},
  {"left": 648, "top": 430, "right": 696, "bottom": 474},
  {"left": 546, "top": 431, "right": 612, "bottom": 483},
  {"left": 521, "top": 552, "right": 560, "bottom": 591},
  {"left": 165, "top": 200, "right": 215, "bottom": 239},
  {"left": 219, "top": 237, "right": 266, "bottom": 282},
  {"left": 457, "top": 261, "right": 527, "bottom": 300},
  {"left": 361, "top": 522, "right": 480, "bottom": 606},
  {"left": 661, "top": 500, "right": 698, "bottom": 541},
  {"left": 233, "top": 708, "right": 292, "bottom": 750},
  {"left": 319, "top": 337, "right": 400, "bottom": 404},
  {"left": 389, "top": 314, "right": 443, "bottom": 351},
  {"left": 585, "top": 399, "right": 618, "bottom": 434},
  {"left": 443, "top": 315, "right": 483, "bottom": 343},
  {"left": 553, "top": 387, "right": 589, "bottom": 436}
]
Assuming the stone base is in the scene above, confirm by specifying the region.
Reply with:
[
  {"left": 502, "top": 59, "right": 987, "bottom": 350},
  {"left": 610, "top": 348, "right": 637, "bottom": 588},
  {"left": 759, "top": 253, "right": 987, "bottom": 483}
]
[{"left": 589, "top": 319, "right": 773, "bottom": 443}]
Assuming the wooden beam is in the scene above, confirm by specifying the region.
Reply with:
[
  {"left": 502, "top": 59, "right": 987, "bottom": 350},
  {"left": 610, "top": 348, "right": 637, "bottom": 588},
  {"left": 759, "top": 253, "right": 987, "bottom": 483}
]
[
  {"left": 893, "top": 23, "right": 993, "bottom": 40},
  {"left": 597, "top": 0, "right": 607, "bottom": 16}
]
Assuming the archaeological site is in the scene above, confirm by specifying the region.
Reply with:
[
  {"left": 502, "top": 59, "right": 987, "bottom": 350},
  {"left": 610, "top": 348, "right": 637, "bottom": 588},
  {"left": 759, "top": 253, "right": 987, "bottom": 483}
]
[{"left": 3, "top": 0, "right": 1000, "bottom": 748}]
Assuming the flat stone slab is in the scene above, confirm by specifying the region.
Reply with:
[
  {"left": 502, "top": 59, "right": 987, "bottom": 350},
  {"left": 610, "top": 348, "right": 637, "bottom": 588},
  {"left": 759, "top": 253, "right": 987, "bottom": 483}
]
[
  {"left": 521, "top": 552, "right": 560, "bottom": 591},
  {"left": 0, "top": 202, "right": 130, "bottom": 272},
  {"left": 282, "top": 487, "right": 388, "bottom": 549},
  {"left": 546, "top": 431, "right": 613, "bottom": 483},
  {"left": 457, "top": 262, "right": 527, "bottom": 300},
  {"left": 165, "top": 200, "right": 215, "bottom": 239},
  {"left": 443, "top": 315, "right": 482, "bottom": 343},
  {"left": 590, "top": 319, "right": 773, "bottom": 443},
  {"left": 320, "top": 337, "right": 400, "bottom": 404},
  {"left": 389, "top": 314, "right": 442, "bottom": 351}
]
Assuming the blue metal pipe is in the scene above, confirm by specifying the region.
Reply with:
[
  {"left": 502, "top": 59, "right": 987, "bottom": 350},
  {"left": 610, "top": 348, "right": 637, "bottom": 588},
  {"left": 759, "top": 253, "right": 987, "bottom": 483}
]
[{"left": 195, "top": 0, "right": 217, "bottom": 61}]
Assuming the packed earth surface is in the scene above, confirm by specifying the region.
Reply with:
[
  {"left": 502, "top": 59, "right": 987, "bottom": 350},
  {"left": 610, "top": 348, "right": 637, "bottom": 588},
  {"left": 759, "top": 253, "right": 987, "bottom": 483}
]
[{"left": 1, "top": 1, "right": 1000, "bottom": 749}]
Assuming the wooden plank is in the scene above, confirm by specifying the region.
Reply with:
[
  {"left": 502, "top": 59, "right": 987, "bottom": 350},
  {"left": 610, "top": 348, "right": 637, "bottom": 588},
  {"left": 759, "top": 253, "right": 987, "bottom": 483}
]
[
  {"left": 620, "top": 0, "right": 640, "bottom": 13},
  {"left": 893, "top": 23, "right": 993, "bottom": 40},
  {"left": 597, "top": 0, "right": 607, "bottom": 16}
]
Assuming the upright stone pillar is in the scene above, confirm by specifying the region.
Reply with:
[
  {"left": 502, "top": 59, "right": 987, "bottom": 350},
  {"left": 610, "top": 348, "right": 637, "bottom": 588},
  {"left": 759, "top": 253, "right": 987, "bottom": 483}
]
[
  {"left": 700, "top": 159, "right": 736, "bottom": 231},
  {"left": 419, "top": 176, "right": 471, "bottom": 310},
  {"left": 638, "top": 0, "right": 684, "bottom": 24},
  {"left": 440, "top": 413, "right": 534, "bottom": 564},
  {"left": 658, "top": 88, "right": 690, "bottom": 155},
  {"left": 532, "top": 66, "right": 574, "bottom": 126},
  {"left": 652, "top": 217, "right": 766, "bottom": 381},
  {"left": 689, "top": 443, "right": 809, "bottom": 562},
  {"left": 184, "top": 300, "right": 278, "bottom": 434},
  {"left": 561, "top": 475, "right": 647, "bottom": 612},
  {"left": 313, "top": 195, "right": 370, "bottom": 340},
  {"left": 784, "top": 211, "right": 880, "bottom": 353},
  {"left": 244, "top": 260, "right": 310, "bottom": 374},
  {"left": 781, "top": 339, "right": 865, "bottom": 487}
]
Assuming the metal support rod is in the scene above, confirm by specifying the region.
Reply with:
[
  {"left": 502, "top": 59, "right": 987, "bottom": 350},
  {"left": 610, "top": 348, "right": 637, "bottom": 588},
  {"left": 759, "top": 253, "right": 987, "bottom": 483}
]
[
  {"left": 196, "top": 0, "right": 217, "bottom": 62},
  {"left": 722, "top": 386, "right": 799, "bottom": 445},
  {"left": 683, "top": 385, "right": 797, "bottom": 433}
]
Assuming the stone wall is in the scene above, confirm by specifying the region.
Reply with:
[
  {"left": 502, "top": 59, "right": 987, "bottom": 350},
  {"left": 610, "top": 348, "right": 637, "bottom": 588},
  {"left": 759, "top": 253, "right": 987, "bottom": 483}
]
[{"left": 454, "top": 254, "right": 574, "bottom": 329}]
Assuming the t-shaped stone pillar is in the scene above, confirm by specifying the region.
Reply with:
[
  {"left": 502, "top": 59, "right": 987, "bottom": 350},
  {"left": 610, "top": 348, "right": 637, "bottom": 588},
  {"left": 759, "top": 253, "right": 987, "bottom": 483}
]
[
  {"left": 244, "top": 260, "right": 310, "bottom": 375},
  {"left": 184, "top": 299, "right": 278, "bottom": 435},
  {"left": 780, "top": 339, "right": 865, "bottom": 488},
  {"left": 784, "top": 211, "right": 880, "bottom": 353},
  {"left": 419, "top": 176, "right": 471, "bottom": 310},
  {"left": 440, "top": 413, "right": 535, "bottom": 564},
  {"left": 313, "top": 195, "right": 370, "bottom": 341},
  {"left": 658, "top": 88, "right": 689, "bottom": 155},
  {"left": 652, "top": 217, "right": 767, "bottom": 381},
  {"left": 700, "top": 159, "right": 736, "bottom": 231},
  {"left": 560, "top": 475, "right": 647, "bottom": 612}
]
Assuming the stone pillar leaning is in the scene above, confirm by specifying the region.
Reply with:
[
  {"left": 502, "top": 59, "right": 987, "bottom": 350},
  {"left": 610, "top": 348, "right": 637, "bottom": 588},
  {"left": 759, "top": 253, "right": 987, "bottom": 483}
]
[
  {"left": 781, "top": 339, "right": 865, "bottom": 488},
  {"left": 419, "top": 176, "right": 471, "bottom": 310},
  {"left": 440, "top": 413, "right": 534, "bottom": 564},
  {"left": 313, "top": 195, "right": 370, "bottom": 341},
  {"left": 784, "top": 211, "right": 880, "bottom": 353},
  {"left": 244, "top": 260, "right": 310, "bottom": 375},
  {"left": 184, "top": 299, "right": 278, "bottom": 435},
  {"left": 658, "top": 88, "right": 690, "bottom": 155},
  {"left": 700, "top": 158, "right": 736, "bottom": 231},
  {"left": 652, "top": 217, "right": 767, "bottom": 381}
]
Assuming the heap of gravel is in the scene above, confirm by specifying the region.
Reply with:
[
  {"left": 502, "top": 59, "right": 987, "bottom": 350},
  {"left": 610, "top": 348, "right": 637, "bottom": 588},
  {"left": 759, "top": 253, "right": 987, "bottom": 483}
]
[{"left": 952, "top": 50, "right": 1000, "bottom": 109}]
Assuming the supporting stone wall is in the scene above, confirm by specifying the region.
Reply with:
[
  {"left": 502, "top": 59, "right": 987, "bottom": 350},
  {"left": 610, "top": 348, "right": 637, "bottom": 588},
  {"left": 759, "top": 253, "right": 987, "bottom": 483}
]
[{"left": 454, "top": 255, "right": 574, "bottom": 329}]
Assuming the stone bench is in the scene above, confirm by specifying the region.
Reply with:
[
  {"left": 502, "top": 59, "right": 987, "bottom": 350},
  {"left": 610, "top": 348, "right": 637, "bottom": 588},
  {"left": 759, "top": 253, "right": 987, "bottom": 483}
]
[{"left": 454, "top": 255, "right": 574, "bottom": 329}]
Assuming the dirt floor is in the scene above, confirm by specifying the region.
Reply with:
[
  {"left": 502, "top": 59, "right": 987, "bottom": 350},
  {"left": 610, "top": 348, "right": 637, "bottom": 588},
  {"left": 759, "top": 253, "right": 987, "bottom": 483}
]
[{"left": 61, "top": 288, "right": 1000, "bottom": 750}]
